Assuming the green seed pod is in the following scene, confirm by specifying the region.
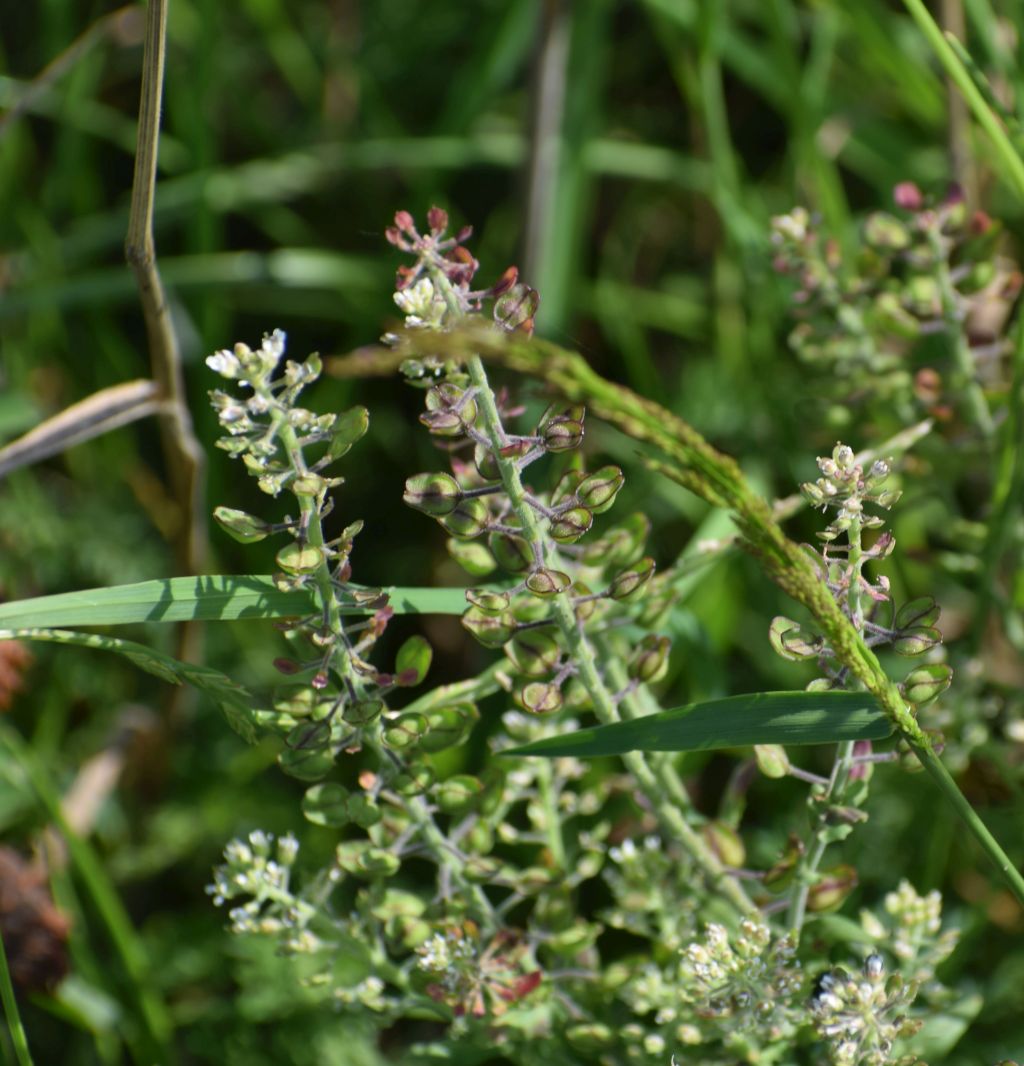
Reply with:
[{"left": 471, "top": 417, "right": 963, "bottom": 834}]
[
  {"left": 565, "top": 1024, "right": 615, "bottom": 1054},
  {"left": 336, "top": 842, "right": 400, "bottom": 879},
  {"left": 577, "top": 465, "right": 625, "bottom": 514},
  {"left": 391, "top": 764, "right": 435, "bottom": 795},
  {"left": 628, "top": 634, "right": 671, "bottom": 683},
  {"left": 548, "top": 507, "right": 593, "bottom": 543},
  {"left": 516, "top": 681, "right": 563, "bottom": 715},
  {"left": 403, "top": 471, "right": 462, "bottom": 516},
  {"left": 440, "top": 497, "right": 491, "bottom": 538},
  {"left": 474, "top": 442, "right": 502, "bottom": 482},
  {"left": 436, "top": 774, "right": 484, "bottom": 814},
  {"left": 418, "top": 704, "right": 477, "bottom": 753},
  {"left": 488, "top": 530, "right": 533, "bottom": 572},
  {"left": 551, "top": 469, "right": 586, "bottom": 506},
  {"left": 326, "top": 405, "right": 369, "bottom": 461},
  {"left": 701, "top": 821, "right": 746, "bottom": 868},
  {"left": 347, "top": 792, "right": 382, "bottom": 829},
  {"left": 276, "top": 542, "right": 323, "bottom": 575},
  {"left": 507, "top": 629, "right": 562, "bottom": 677},
  {"left": 754, "top": 744, "right": 790, "bottom": 779},
  {"left": 526, "top": 567, "right": 572, "bottom": 596},
  {"left": 807, "top": 864, "right": 858, "bottom": 912},
  {"left": 462, "top": 606, "right": 518, "bottom": 648},
  {"left": 895, "top": 596, "right": 940, "bottom": 629},
  {"left": 608, "top": 556, "right": 656, "bottom": 600},
  {"left": 302, "top": 783, "right": 351, "bottom": 826},
  {"left": 769, "top": 617, "right": 824, "bottom": 661},
  {"left": 395, "top": 635, "right": 433, "bottom": 686},
  {"left": 422, "top": 383, "right": 478, "bottom": 437},
  {"left": 213, "top": 507, "right": 272, "bottom": 544},
  {"left": 762, "top": 836, "right": 803, "bottom": 893},
  {"left": 864, "top": 211, "right": 910, "bottom": 250},
  {"left": 598, "top": 513, "right": 652, "bottom": 568},
  {"left": 447, "top": 537, "right": 497, "bottom": 577},
  {"left": 463, "top": 856, "right": 502, "bottom": 882},
  {"left": 466, "top": 588, "right": 511, "bottom": 615},
  {"left": 342, "top": 699, "right": 384, "bottom": 726},
  {"left": 277, "top": 745, "right": 333, "bottom": 782},
  {"left": 902, "top": 663, "right": 953, "bottom": 705},
  {"left": 291, "top": 473, "right": 329, "bottom": 498},
  {"left": 383, "top": 712, "right": 429, "bottom": 750},
  {"left": 572, "top": 582, "right": 599, "bottom": 623},
  {"left": 893, "top": 626, "right": 942, "bottom": 657},
  {"left": 464, "top": 822, "right": 494, "bottom": 854}
]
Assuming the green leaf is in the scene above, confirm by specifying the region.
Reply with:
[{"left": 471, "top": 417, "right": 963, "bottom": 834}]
[
  {"left": 0, "top": 576, "right": 468, "bottom": 628},
  {"left": 503, "top": 690, "right": 893, "bottom": 758},
  {"left": 0, "top": 628, "right": 262, "bottom": 743}
]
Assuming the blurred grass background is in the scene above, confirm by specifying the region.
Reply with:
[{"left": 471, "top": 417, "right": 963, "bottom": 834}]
[{"left": 2, "top": 1, "right": 1024, "bottom": 1062}]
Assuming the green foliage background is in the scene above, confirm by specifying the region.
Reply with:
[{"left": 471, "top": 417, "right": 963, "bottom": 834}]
[{"left": 1, "top": 1, "right": 1023, "bottom": 1062}]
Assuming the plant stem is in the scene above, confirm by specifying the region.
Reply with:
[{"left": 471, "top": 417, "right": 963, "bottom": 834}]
[
  {"left": 462, "top": 349, "right": 757, "bottom": 917},
  {"left": 0, "top": 919, "right": 33, "bottom": 1066},
  {"left": 901, "top": 0, "right": 1024, "bottom": 202}
]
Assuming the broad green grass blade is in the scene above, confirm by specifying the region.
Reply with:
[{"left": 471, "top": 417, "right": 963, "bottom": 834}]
[
  {"left": 0, "top": 629, "right": 262, "bottom": 742},
  {"left": 505, "top": 690, "right": 893, "bottom": 758},
  {"left": 0, "top": 577, "right": 467, "bottom": 629}
]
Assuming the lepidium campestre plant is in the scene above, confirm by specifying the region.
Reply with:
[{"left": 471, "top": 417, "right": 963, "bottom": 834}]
[{"left": 198, "top": 211, "right": 998, "bottom": 1066}]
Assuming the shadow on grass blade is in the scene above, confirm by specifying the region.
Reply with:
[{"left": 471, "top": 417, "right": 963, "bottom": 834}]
[{"left": 503, "top": 690, "right": 893, "bottom": 758}]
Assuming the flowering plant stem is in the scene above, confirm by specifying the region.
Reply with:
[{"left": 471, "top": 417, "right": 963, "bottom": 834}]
[
  {"left": 367, "top": 325, "right": 1024, "bottom": 909},
  {"left": 419, "top": 261, "right": 757, "bottom": 916}
]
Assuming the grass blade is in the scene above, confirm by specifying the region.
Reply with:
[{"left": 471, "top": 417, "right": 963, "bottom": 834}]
[
  {"left": 0, "top": 920, "right": 33, "bottom": 1066},
  {"left": 505, "top": 690, "right": 893, "bottom": 758},
  {"left": 0, "top": 576, "right": 468, "bottom": 628}
]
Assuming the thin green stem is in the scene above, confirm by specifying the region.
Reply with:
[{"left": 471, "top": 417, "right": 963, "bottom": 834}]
[
  {"left": 0, "top": 923, "right": 33, "bottom": 1066},
  {"left": 901, "top": 0, "right": 1024, "bottom": 202},
  {"left": 536, "top": 760, "right": 567, "bottom": 871}
]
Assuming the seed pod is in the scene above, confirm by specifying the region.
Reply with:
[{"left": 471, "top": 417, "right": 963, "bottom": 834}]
[
  {"left": 447, "top": 537, "right": 497, "bottom": 577},
  {"left": 347, "top": 793, "right": 383, "bottom": 829},
  {"left": 488, "top": 531, "right": 534, "bottom": 572},
  {"left": 277, "top": 745, "right": 333, "bottom": 782},
  {"left": 440, "top": 498, "right": 490, "bottom": 538},
  {"left": 538, "top": 403, "right": 586, "bottom": 452},
  {"left": 769, "top": 617, "right": 823, "bottom": 661},
  {"left": 336, "top": 842, "right": 400, "bottom": 879},
  {"left": 326, "top": 405, "right": 369, "bottom": 460},
  {"left": 902, "top": 663, "right": 952, "bottom": 705},
  {"left": 213, "top": 507, "right": 272, "bottom": 544},
  {"left": 466, "top": 589, "right": 511, "bottom": 615},
  {"left": 404, "top": 472, "right": 462, "bottom": 516},
  {"left": 807, "top": 864, "right": 858, "bottom": 912},
  {"left": 302, "top": 783, "right": 351, "bottom": 827},
  {"left": 276, "top": 542, "right": 323, "bottom": 575},
  {"left": 507, "top": 629, "right": 562, "bottom": 677},
  {"left": 417, "top": 704, "right": 477, "bottom": 753},
  {"left": 548, "top": 507, "right": 593, "bottom": 543},
  {"left": 576, "top": 466, "right": 624, "bottom": 514},
  {"left": 474, "top": 442, "right": 502, "bottom": 482},
  {"left": 395, "top": 635, "right": 433, "bottom": 686},
  {"left": 895, "top": 596, "right": 941, "bottom": 630},
  {"left": 436, "top": 774, "right": 484, "bottom": 815},
  {"left": 551, "top": 469, "right": 585, "bottom": 506},
  {"left": 421, "top": 383, "right": 478, "bottom": 437},
  {"left": 516, "top": 681, "right": 563, "bottom": 715},
  {"left": 754, "top": 744, "right": 790, "bottom": 779},
  {"left": 526, "top": 568, "right": 572, "bottom": 596},
  {"left": 382, "top": 712, "right": 429, "bottom": 751},
  {"left": 893, "top": 626, "right": 942, "bottom": 657},
  {"left": 628, "top": 635, "right": 671, "bottom": 682},
  {"left": 342, "top": 699, "right": 384, "bottom": 727},
  {"left": 701, "top": 821, "right": 745, "bottom": 867},
  {"left": 608, "top": 556, "right": 656, "bottom": 601},
  {"left": 462, "top": 606, "right": 518, "bottom": 648}
]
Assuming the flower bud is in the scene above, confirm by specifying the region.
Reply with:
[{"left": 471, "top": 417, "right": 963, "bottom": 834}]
[{"left": 404, "top": 472, "right": 462, "bottom": 516}]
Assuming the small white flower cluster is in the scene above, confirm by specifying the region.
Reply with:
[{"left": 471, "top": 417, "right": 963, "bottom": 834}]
[
  {"left": 677, "top": 920, "right": 803, "bottom": 1039},
  {"left": 206, "top": 329, "right": 287, "bottom": 381},
  {"left": 207, "top": 831, "right": 319, "bottom": 951},
  {"left": 860, "top": 879, "right": 958, "bottom": 985},
  {"left": 394, "top": 278, "right": 447, "bottom": 329},
  {"left": 810, "top": 953, "right": 921, "bottom": 1066}
]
